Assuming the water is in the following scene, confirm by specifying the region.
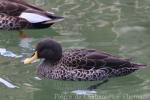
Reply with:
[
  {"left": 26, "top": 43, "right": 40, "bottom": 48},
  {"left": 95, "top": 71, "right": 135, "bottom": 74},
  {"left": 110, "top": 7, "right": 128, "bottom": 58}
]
[{"left": 0, "top": 0, "right": 150, "bottom": 100}]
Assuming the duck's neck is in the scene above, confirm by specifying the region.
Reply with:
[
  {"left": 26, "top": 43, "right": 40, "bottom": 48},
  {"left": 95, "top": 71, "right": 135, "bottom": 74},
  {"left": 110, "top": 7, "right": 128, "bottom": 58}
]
[
  {"left": 37, "top": 59, "right": 60, "bottom": 79},
  {"left": 43, "top": 59, "right": 60, "bottom": 65}
]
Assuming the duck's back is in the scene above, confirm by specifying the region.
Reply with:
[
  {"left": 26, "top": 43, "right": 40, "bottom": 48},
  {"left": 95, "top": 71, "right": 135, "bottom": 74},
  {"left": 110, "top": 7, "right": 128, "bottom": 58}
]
[
  {"left": 0, "top": 0, "right": 27, "bottom": 16},
  {"left": 61, "top": 49, "right": 138, "bottom": 69}
]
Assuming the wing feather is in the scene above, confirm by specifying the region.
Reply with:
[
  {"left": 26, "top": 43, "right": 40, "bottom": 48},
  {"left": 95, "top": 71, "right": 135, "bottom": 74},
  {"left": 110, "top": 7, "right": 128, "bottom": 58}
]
[
  {"left": 0, "top": 1, "right": 26, "bottom": 16},
  {"left": 63, "top": 49, "right": 132, "bottom": 69}
]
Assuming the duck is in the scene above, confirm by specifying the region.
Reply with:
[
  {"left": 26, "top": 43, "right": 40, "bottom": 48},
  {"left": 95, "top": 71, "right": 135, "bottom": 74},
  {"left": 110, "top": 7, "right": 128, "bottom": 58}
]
[
  {"left": 0, "top": 0, "right": 64, "bottom": 36},
  {"left": 24, "top": 38, "right": 146, "bottom": 82}
]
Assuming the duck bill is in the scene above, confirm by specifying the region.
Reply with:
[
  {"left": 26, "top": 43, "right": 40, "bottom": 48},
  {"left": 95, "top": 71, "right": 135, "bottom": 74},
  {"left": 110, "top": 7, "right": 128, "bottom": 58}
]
[{"left": 24, "top": 51, "right": 38, "bottom": 64}]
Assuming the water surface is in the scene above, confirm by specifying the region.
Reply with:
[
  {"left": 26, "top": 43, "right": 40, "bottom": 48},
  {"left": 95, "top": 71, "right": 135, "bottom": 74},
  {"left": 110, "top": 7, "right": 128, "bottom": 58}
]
[{"left": 0, "top": 0, "right": 150, "bottom": 100}]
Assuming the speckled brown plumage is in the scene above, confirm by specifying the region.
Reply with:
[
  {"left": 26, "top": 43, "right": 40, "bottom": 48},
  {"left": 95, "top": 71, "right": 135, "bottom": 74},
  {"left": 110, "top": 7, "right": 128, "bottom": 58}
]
[
  {"left": 0, "top": 13, "right": 30, "bottom": 30},
  {"left": 30, "top": 39, "right": 146, "bottom": 81},
  {"left": 0, "top": 0, "right": 63, "bottom": 30}
]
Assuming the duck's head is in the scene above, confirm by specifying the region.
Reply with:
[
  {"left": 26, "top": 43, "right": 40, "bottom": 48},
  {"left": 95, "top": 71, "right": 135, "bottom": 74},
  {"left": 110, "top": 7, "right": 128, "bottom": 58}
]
[{"left": 24, "top": 38, "right": 62, "bottom": 64}]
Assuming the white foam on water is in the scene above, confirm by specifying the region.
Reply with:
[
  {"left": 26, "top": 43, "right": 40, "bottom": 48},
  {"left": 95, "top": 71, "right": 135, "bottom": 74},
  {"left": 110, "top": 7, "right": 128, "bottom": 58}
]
[
  {"left": 0, "top": 78, "right": 19, "bottom": 89},
  {"left": 0, "top": 48, "right": 22, "bottom": 58},
  {"left": 71, "top": 90, "right": 97, "bottom": 95},
  {"left": 34, "top": 77, "right": 42, "bottom": 80},
  {"left": 118, "top": 26, "right": 146, "bottom": 34}
]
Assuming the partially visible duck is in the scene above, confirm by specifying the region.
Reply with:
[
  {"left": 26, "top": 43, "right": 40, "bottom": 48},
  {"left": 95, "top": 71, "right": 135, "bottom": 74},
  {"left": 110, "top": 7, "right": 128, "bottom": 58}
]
[
  {"left": 24, "top": 38, "right": 146, "bottom": 81},
  {"left": 0, "top": 0, "right": 64, "bottom": 36}
]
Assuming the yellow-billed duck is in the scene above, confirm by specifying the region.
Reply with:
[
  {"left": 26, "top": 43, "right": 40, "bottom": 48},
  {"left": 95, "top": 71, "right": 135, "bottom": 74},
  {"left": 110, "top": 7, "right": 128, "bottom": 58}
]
[
  {"left": 24, "top": 38, "right": 146, "bottom": 81},
  {"left": 0, "top": 0, "right": 64, "bottom": 35}
]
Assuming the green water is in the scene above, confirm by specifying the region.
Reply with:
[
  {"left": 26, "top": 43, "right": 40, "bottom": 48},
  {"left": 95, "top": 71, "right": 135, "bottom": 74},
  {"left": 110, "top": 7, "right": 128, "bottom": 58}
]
[{"left": 0, "top": 0, "right": 150, "bottom": 100}]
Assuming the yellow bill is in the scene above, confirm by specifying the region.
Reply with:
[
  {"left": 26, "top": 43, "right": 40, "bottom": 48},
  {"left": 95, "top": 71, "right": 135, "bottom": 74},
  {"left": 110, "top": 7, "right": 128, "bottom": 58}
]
[{"left": 24, "top": 51, "right": 38, "bottom": 64}]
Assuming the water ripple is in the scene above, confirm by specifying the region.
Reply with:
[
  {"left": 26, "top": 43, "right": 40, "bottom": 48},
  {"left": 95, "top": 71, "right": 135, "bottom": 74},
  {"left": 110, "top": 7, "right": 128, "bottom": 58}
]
[
  {"left": 0, "top": 78, "right": 18, "bottom": 89},
  {"left": 0, "top": 48, "right": 22, "bottom": 58}
]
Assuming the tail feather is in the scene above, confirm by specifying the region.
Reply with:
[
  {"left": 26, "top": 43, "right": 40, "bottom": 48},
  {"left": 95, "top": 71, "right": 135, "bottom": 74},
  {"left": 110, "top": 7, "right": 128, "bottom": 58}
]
[
  {"left": 29, "top": 16, "right": 64, "bottom": 29},
  {"left": 132, "top": 63, "right": 146, "bottom": 69},
  {"left": 43, "top": 16, "right": 64, "bottom": 24}
]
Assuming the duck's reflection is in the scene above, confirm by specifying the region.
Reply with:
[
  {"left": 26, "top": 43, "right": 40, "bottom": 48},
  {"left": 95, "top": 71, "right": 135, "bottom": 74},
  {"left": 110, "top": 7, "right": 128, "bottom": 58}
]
[{"left": 32, "top": 75, "right": 145, "bottom": 100}]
